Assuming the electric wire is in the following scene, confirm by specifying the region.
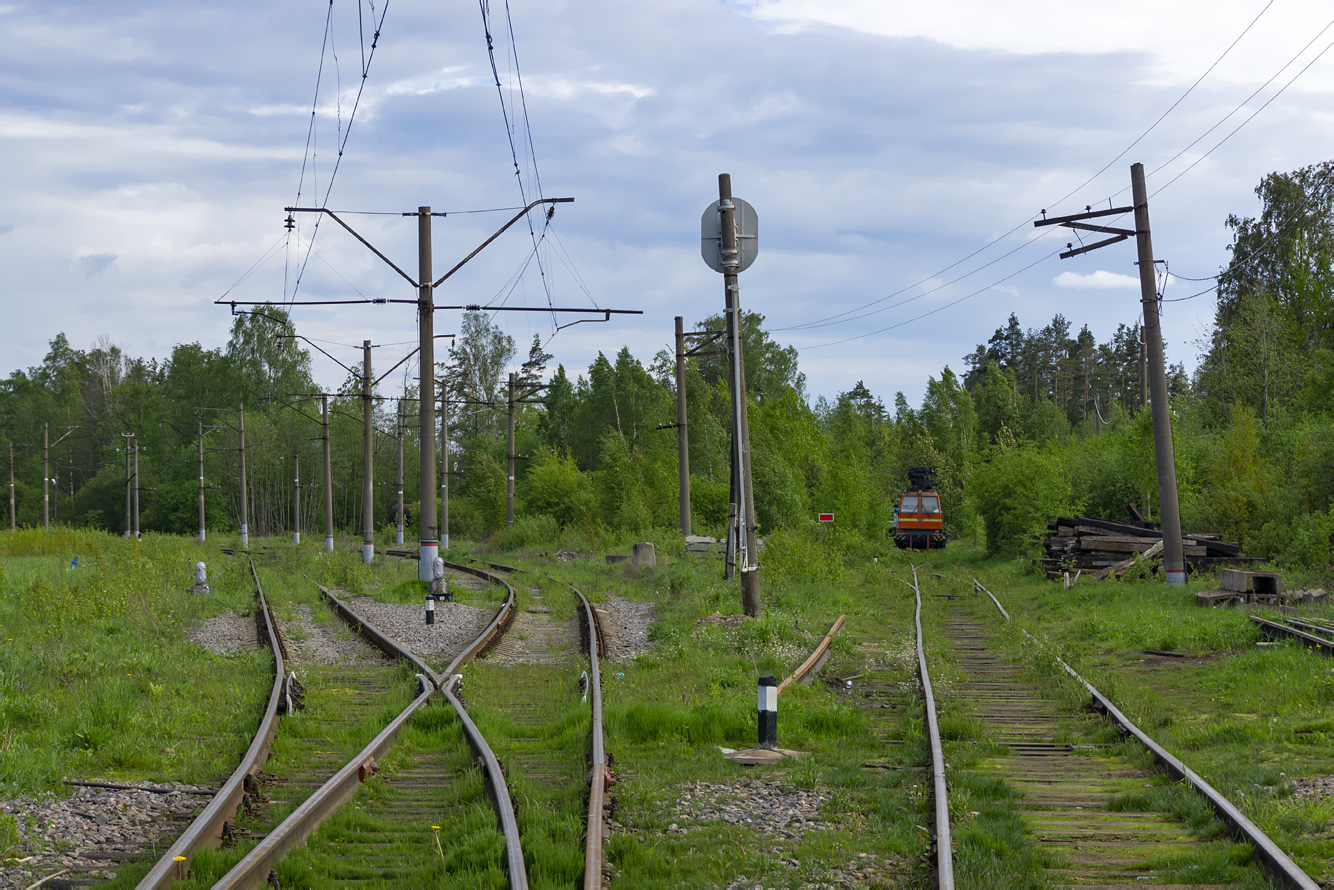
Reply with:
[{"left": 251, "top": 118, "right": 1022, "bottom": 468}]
[
  {"left": 219, "top": 236, "right": 289, "bottom": 302},
  {"left": 289, "top": 0, "right": 391, "bottom": 305},
  {"left": 1150, "top": 36, "right": 1334, "bottom": 196},
  {"left": 800, "top": 249, "right": 1061, "bottom": 350},
  {"left": 479, "top": 0, "right": 553, "bottom": 319},
  {"left": 796, "top": 22, "right": 1332, "bottom": 345},
  {"left": 776, "top": 0, "right": 1276, "bottom": 334}
]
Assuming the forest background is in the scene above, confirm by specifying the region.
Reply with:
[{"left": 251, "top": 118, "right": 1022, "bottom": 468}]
[{"left": 3, "top": 162, "right": 1333, "bottom": 579}]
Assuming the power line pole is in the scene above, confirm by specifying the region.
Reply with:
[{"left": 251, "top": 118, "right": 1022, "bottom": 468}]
[
  {"left": 124, "top": 436, "right": 132, "bottom": 537},
  {"left": 675, "top": 316, "right": 690, "bottom": 536},
  {"left": 362, "top": 339, "right": 375, "bottom": 565},
  {"left": 132, "top": 436, "right": 140, "bottom": 538},
  {"left": 322, "top": 394, "right": 335, "bottom": 553},
  {"left": 1034, "top": 163, "right": 1185, "bottom": 585},
  {"left": 1131, "top": 163, "right": 1186, "bottom": 585},
  {"left": 440, "top": 385, "right": 450, "bottom": 551},
  {"left": 293, "top": 454, "right": 301, "bottom": 546},
  {"left": 396, "top": 401, "right": 405, "bottom": 547},
  {"left": 271, "top": 197, "right": 639, "bottom": 576},
  {"left": 416, "top": 207, "right": 439, "bottom": 581},
  {"left": 238, "top": 405, "right": 249, "bottom": 548},
  {"left": 717, "top": 174, "right": 761, "bottom": 617},
  {"left": 198, "top": 422, "right": 206, "bottom": 543},
  {"left": 507, "top": 372, "right": 516, "bottom": 528},
  {"left": 42, "top": 423, "right": 49, "bottom": 530},
  {"left": 8, "top": 442, "right": 15, "bottom": 533}
]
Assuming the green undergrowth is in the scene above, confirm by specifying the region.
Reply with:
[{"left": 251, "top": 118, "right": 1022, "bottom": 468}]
[{"left": 0, "top": 530, "right": 271, "bottom": 796}]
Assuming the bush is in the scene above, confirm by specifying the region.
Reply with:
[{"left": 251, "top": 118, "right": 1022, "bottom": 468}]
[
  {"left": 973, "top": 445, "right": 1073, "bottom": 554},
  {"left": 522, "top": 451, "right": 596, "bottom": 528}
]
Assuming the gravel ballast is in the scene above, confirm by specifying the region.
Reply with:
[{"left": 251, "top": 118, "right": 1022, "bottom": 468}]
[{"left": 0, "top": 782, "right": 211, "bottom": 889}]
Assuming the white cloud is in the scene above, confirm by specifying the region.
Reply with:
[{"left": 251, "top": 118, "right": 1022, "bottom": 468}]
[{"left": 1053, "top": 270, "right": 1141, "bottom": 290}]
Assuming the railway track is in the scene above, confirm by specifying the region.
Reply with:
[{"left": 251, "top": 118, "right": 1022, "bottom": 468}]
[{"left": 906, "top": 569, "right": 1318, "bottom": 890}]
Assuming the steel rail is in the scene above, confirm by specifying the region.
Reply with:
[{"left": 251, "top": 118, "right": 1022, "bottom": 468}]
[
  {"left": 317, "top": 582, "right": 441, "bottom": 681},
  {"left": 909, "top": 565, "right": 955, "bottom": 889},
  {"left": 215, "top": 565, "right": 523, "bottom": 889},
  {"left": 462, "top": 557, "right": 609, "bottom": 888},
  {"left": 976, "top": 579, "right": 1320, "bottom": 890},
  {"left": 436, "top": 559, "right": 527, "bottom": 887},
  {"left": 570, "top": 585, "right": 608, "bottom": 890},
  {"left": 213, "top": 683, "right": 435, "bottom": 890},
  {"left": 1253, "top": 616, "right": 1334, "bottom": 655},
  {"left": 777, "top": 614, "right": 846, "bottom": 695},
  {"left": 137, "top": 556, "right": 286, "bottom": 889}
]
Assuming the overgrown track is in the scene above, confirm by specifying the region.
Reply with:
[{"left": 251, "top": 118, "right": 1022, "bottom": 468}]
[
  {"left": 463, "top": 558, "right": 611, "bottom": 889},
  {"left": 955, "top": 580, "right": 1319, "bottom": 890},
  {"left": 908, "top": 565, "right": 955, "bottom": 889},
  {"left": 207, "top": 560, "right": 524, "bottom": 889},
  {"left": 136, "top": 555, "right": 287, "bottom": 889}
]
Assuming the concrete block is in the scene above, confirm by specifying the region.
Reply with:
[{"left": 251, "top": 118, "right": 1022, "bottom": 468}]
[{"left": 632, "top": 541, "right": 656, "bottom": 567}]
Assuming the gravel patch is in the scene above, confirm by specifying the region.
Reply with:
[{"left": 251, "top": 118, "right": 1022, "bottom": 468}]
[
  {"left": 668, "top": 778, "right": 834, "bottom": 840},
  {"left": 186, "top": 609, "right": 260, "bottom": 655},
  {"left": 284, "top": 602, "right": 394, "bottom": 667},
  {"left": 346, "top": 596, "right": 494, "bottom": 672},
  {"left": 649, "top": 779, "right": 903, "bottom": 889},
  {"left": 1290, "top": 775, "right": 1334, "bottom": 801},
  {"left": 0, "top": 782, "right": 210, "bottom": 889},
  {"left": 596, "top": 593, "right": 655, "bottom": 661}
]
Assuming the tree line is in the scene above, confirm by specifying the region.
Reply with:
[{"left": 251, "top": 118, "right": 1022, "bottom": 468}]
[{"left": 3, "top": 161, "right": 1332, "bottom": 572}]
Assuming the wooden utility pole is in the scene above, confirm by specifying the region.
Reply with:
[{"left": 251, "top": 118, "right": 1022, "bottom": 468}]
[
  {"left": 675, "top": 316, "right": 691, "bottom": 536},
  {"left": 322, "top": 395, "right": 335, "bottom": 552},
  {"left": 506, "top": 372, "right": 516, "bottom": 528},
  {"left": 1033, "top": 165, "right": 1185, "bottom": 586},
  {"left": 42, "top": 423, "right": 49, "bottom": 530},
  {"left": 293, "top": 454, "right": 301, "bottom": 546},
  {"left": 198, "top": 423, "right": 206, "bottom": 543},
  {"left": 718, "top": 174, "right": 761, "bottom": 617},
  {"left": 1131, "top": 163, "right": 1186, "bottom": 585},
  {"left": 362, "top": 340, "right": 375, "bottom": 564}
]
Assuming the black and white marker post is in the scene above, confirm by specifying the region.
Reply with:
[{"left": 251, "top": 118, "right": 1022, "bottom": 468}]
[
  {"left": 757, "top": 674, "right": 777, "bottom": 750},
  {"left": 425, "top": 595, "right": 435, "bottom": 626}
]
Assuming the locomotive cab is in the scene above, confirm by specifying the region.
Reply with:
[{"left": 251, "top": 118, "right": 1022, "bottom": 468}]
[{"left": 893, "top": 467, "right": 947, "bottom": 550}]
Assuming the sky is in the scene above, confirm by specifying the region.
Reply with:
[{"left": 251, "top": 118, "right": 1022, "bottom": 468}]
[{"left": 2, "top": 0, "right": 1332, "bottom": 407}]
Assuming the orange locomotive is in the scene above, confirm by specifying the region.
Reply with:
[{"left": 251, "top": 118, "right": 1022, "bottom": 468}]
[{"left": 893, "top": 467, "right": 947, "bottom": 550}]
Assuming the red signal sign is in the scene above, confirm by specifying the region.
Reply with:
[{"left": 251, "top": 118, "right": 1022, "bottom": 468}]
[{"left": 818, "top": 513, "right": 834, "bottom": 523}]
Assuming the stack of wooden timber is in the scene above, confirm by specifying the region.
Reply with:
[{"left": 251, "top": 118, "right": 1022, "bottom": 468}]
[{"left": 1038, "top": 516, "right": 1257, "bottom": 581}]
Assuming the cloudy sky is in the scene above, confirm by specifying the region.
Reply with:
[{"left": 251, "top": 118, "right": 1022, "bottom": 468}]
[{"left": 2, "top": 0, "right": 1331, "bottom": 405}]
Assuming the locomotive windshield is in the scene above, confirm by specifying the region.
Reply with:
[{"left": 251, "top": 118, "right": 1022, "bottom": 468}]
[
  {"left": 921, "top": 495, "right": 940, "bottom": 513},
  {"left": 901, "top": 495, "right": 920, "bottom": 511}
]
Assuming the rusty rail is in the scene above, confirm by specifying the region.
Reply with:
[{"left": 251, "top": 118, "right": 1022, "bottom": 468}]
[
  {"left": 777, "top": 615, "right": 846, "bottom": 695},
  {"left": 454, "top": 559, "right": 609, "bottom": 888},
  {"left": 909, "top": 565, "right": 954, "bottom": 889},
  {"left": 570, "top": 586, "right": 608, "bottom": 890},
  {"left": 976, "top": 579, "right": 1319, "bottom": 890},
  {"left": 1253, "top": 615, "right": 1334, "bottom": 656},
  {"left": 137, "top": 557, "right": 285, "bottom": 889},
  {"left": 214, "top": 564, "right": 525, "bottom": 889}
]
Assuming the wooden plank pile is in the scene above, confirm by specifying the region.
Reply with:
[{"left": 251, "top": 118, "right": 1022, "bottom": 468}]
[{"left": 1038, "top": 515, "right": 1258, "bottom": 581}]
